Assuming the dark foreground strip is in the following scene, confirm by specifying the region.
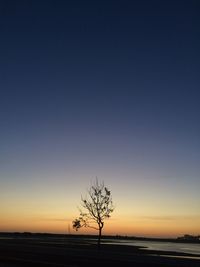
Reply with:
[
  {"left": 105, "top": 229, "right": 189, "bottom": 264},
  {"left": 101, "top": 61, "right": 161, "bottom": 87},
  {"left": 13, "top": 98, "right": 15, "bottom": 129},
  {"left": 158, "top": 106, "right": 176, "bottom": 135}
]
[{"left": 0, "top": 256, "right": 78, "bottom": 267}]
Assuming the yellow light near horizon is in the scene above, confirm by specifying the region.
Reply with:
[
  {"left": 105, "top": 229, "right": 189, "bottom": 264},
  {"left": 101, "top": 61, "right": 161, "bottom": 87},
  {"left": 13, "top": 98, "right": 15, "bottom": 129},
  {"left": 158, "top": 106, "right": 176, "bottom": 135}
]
[
  {"left": 1, "top": 188, "right": 200, "bottom": 237},
  {"left": 1, "top": 215, "right": 200, "bottom": 237}
]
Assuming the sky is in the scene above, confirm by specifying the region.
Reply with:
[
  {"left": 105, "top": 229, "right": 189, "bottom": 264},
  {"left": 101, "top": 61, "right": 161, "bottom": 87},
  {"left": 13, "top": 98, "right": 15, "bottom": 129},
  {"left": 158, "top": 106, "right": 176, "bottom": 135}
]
[{"left": 0, "top": 0, "right": 200, "bottom": 238}]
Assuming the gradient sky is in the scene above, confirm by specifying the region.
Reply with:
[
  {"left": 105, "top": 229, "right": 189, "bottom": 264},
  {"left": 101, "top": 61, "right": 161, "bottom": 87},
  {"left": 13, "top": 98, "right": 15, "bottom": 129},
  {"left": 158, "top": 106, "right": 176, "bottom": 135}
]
[{"left": 0, "top": 0, "right": 200, "bottom": 237}]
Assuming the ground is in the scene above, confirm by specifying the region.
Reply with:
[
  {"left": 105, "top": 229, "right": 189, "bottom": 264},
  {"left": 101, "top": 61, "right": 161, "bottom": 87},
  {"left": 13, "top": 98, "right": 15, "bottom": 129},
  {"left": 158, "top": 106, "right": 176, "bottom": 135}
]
[{"left": 0, "top": 236, "right": 199, "bottom": 267}]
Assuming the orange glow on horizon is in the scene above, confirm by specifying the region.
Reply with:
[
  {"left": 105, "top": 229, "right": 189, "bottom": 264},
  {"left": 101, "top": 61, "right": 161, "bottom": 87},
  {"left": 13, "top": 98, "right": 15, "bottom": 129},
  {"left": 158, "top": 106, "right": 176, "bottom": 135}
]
[
  {"left": 1, "top": 213, "right": 200, "bottom": 238},
  {"left": 1, "top": 176, "right": 199, "bottom": 238}
]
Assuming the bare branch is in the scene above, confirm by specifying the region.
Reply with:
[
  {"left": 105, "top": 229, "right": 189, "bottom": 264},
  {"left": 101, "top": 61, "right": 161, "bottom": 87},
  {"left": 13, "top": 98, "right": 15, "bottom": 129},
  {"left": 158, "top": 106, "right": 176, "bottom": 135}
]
[{"left": 72, "top": 178, "right": 114, "bottom": 247}]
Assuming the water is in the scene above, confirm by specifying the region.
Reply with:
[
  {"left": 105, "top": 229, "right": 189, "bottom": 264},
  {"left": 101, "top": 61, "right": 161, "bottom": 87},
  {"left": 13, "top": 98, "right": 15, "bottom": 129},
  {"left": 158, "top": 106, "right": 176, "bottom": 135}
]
[
  {"left": 102, "top": 239, "right": 200, "bottom": 256},
  {"left": 1, "top": 236, "right": 199, "bottom": 257}
]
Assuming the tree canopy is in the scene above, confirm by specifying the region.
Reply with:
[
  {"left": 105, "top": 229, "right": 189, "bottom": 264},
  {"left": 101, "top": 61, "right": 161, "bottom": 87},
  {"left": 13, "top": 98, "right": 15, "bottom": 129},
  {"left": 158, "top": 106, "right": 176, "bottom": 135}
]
[{"left": 73, "top": 179, "right": 114, "bottom": 247}]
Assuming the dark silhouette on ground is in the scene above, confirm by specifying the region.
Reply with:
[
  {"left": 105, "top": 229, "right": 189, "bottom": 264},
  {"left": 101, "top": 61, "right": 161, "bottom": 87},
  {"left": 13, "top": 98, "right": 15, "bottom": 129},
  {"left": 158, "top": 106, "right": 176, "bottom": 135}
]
[
  {"left": 1, "top": 232, "right": 199, "bottom": 243},
  {"left": 177, "top": 234, "right": 200, "bottom": 242},
  {"left": 73, "top": 179, "right": 114, "bottom": 248},
  {"left": 0, "top": 233, "right": 199, "bottom": 267}
]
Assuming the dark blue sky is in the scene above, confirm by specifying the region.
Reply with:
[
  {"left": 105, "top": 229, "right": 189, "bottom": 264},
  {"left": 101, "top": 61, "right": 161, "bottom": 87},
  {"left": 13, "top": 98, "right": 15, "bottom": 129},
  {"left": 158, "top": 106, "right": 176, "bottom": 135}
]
[
  {"left": 1, "top": 0, "right": 200, "bottom": 166},
  {"left": 1, "top": 1, "right": 199, "bottom": 153},
  {"left": 0, "top": 0, "right": 200, "bottom": 234}
]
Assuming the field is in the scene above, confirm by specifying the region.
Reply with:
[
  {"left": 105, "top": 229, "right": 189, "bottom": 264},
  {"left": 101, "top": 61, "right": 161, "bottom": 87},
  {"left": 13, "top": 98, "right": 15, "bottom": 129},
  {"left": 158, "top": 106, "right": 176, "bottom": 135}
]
[{"left": 0, "top": 235, "right": 200, "bottom": 266}]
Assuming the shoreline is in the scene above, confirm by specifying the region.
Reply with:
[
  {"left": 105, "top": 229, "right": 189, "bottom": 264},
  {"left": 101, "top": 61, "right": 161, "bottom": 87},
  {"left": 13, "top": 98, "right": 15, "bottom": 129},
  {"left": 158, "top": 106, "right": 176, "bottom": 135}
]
[
  {"left": 0, "top": 232, "right": 199, "bottom": 244},
  {"left": 0, "top": 236, "right": 199, "bottom": 267}
]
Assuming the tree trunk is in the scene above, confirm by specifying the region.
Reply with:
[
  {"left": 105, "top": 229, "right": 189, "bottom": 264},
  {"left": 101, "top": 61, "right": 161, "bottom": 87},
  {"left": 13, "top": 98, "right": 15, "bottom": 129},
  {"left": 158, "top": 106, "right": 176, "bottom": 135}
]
[{"left": 98, "top": 227, "right": 102, "bottom": 249}]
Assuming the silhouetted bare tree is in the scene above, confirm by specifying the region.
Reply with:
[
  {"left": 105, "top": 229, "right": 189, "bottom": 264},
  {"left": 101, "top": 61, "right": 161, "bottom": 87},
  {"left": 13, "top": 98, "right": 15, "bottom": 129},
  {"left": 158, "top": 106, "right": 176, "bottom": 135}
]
[{"left": 73, "top": 179, "right": 114, "bottom": 248}]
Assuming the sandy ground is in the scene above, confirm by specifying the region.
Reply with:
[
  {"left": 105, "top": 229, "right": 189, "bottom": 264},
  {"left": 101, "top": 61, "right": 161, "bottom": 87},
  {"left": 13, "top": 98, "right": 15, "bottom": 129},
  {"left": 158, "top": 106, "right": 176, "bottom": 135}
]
[{"left": 0, "top": 237, "right": 199, "bottom": 267}]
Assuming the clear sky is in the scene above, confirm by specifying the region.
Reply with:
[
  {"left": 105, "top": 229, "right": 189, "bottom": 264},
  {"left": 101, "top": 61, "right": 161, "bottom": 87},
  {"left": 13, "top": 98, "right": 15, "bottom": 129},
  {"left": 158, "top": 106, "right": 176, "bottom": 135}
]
[{"left": 0, "top": 0, "right": 200, "bottom": 238}]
